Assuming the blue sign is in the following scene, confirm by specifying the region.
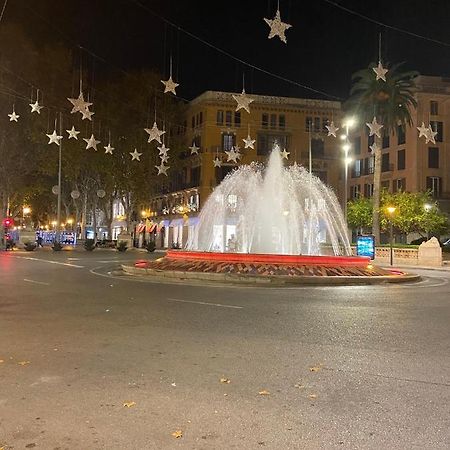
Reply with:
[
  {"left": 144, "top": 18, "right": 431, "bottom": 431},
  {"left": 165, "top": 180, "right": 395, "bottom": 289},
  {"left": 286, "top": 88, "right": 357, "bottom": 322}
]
[{"left": 356, "top": 235, "right": 375, "bottom": 260}]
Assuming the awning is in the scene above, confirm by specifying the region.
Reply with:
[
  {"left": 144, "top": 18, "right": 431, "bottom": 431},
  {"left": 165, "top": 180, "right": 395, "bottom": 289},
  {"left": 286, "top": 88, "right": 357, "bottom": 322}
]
[
  {"left": 136, "top": 223, "right": 145, "bottom": 233},
  {"left": 187, "top": 216, "right": 200, "bottom": 226},
  {"left": 169, "top": 218, "right": 184, "bottom": 227},
  {"left": 146, "top": 223, "right": 157, "bottom": 233}
]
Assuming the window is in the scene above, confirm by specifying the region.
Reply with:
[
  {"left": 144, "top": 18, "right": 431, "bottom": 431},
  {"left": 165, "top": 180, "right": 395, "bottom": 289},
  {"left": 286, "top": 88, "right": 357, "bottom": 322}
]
[
  {"left": 351, "top": 159, "right": 362, "bottom": 178},
  {"left": 382, "top": 131, "right": 390, "bottom": 149},
  {"left": 191, "top": 166, "right": 201, "bottom": 186},
  {"left": 225, "top": 110, "right": 232, "bottom": 127},
  {"left": 397, "top": 125, "right": 406, "bottom": 145},
  {"left": 381, "top": 153, "right": 390, "bottom": 172},
  {"left": 222, "top": 132, "right": 235, "bottom": 151},
  {"left": 350, "top": 184, "right": 361, "bottom": 199},
  {"left": 426, "top": 176, "right": 442, "bottom": 197},
  {"left": 322, "top": 118, "right": 329, "bottom": 132},
  {"left": 217, "top": 166, "right": 234, "bottom": 183},
  {"left": 368, "top": 134, "right": 375, "bottom": 149},
  {"left": 428, "top": 147, "right": 439, "bottom": 168},
  {"left": 311, "top": 138, "right": 324, "bottom": 158},
  {"left": 217, "top": 110, "right": 224, "bottom": 125},
  {"left": 381, "top": 180, "right": 390, "bottom": 191},
  {"left": 191, "top": 116, "right": 195, "bottom": 129},
  {"left": 397, "top": 149, "right": 405, "bottom": 170},
  {"left": 234, "top": 111, "right": 241, "bottom": 127},
  {"left": 262, "top": 113, "right": 269, "bottom": 129},
  {"left": 314, "top": 117, "right": 321, "bottom": 132},
  {"left": 279, "top": 114, "right": 286, "bottom": 130},
  {"left": 305, "top": 116, "right": 312, "bottom": 131},
  {"left": 353, "top": 136, "right": 361, "bottom": 155},
  {"left": 364, "top": 183, "right": 374, "bottom": 198},
  {"left": 199, "top": 111, "right": 203, "bottom": 125},
  {"left": 430, "top": 101, "right": 438, "bottom": 115},
  {"left": 393, "top": 178, "right": 405, "bottom": 193},
  {"left": 257, "top": 134, "right": 289, "bottom": 156},
  {"left": 367, "top": 156, "right": 374, "bottom": 174},
  {"left": 429, "top": 121, "right": 443, "bottom": 142},
  {"left": 270, "top": 114, "right": 277, "bottom": 130}
]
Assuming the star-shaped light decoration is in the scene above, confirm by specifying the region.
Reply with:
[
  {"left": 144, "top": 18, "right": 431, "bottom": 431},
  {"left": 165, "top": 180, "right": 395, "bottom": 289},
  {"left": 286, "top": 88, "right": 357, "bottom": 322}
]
[
  {"left": 325, "top": 121, "right": 339, "bottom": 137},
  {"left": 155, "top": 163, "right": 169, "bottom": 176},
  {"left": 67, "top": 92, "right": 92, "bottom": 114},
  {"left": 29, "top": 100, "right": 44, "bottom": 114},
  {"left": 161, "top": 76, "right": 179, "bottom": 95},
  {"left": 83, "top": 134, "right": 101, "bottom": 151},
  {"left": 280, "top": 148, "right": 290, "bottom": 159},
  {"left": 145, "top": 121, "right": 165, "bottom": 144},
  {"left": 157, "top": 143, "right": 170, "bottom": 157},
  {"left": 417, "top": 122, "right": 428, "bottom": 139},
  {"left": 366, "top": 117, "right": 383, "bottom": 138},
  {"left": 263, "top": 8, "right": 292, "bottom": 44},
  {"left": 426, "top": 125, "right": 437, "bottom": 144},
  {"left": 369, "top": 142, "right": 380, "bottom": 154},
  {"left": 242, "top": 134, "right": 256, "bottom": 149},
  {"left": 162, "top": 207, "right": 169, "bottom": 215},
  {"left": 8, "top": 108, "right": 19, "bottom": 122},
  {"left": 225, "top": 148, "right": 240, "bottom": 163},
  {"left": 232, "top": 89, "right": 254, "bottom": 114},
  {"left": 46, "top": 130, "right": 63, "bottom": 146},
  {"left": 373, "top": 61, "right": 388, "bottom": 82},
  {"left": 160, "top": 153, "right": 169, "bottom": 163},
  {"left": 189, "top": 143, "right": 199, "bottom": 155},
  {"left": 66, "top": 126, "right": 80, "bottom": 140},
  {"left": 104, "top": 143, "right": 114, "bottom": 155},
  {"left": 80, "top": 108, "right": 95, "bottom": 121},
  {"left": 213, "top": 157, "right": 222, "bottom": 168},
  {"left": 130, "top": 149, "right": 142, "bottom": 161}
]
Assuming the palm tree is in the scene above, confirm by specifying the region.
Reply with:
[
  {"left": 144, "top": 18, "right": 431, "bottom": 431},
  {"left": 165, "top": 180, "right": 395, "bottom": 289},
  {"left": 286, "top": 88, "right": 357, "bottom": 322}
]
[{"left": 345, "top": 62, "right": 418, "bottom": 244}]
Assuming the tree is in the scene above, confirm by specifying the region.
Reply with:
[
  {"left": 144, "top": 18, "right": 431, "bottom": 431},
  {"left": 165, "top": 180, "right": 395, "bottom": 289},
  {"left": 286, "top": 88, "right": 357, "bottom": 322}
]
[
  {"left": 347, "top": 197, "right": 373, "bottom": 234},
  {"left": 346, "top": 62, "right": 418, "bottom": 244}
]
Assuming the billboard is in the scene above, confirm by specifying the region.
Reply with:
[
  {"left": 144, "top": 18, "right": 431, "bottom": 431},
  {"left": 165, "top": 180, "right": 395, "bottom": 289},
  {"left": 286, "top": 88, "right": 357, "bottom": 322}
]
[{"left": 356, "top": 235, "right": 375, "bottom": 260}]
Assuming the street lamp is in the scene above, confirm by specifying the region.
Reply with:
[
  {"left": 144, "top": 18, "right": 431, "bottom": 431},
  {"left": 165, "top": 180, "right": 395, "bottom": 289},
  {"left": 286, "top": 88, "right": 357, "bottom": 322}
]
[
  {"left": 386, "top": 206, "right": 396, "bottom": 266},
  {"left": 341, "top": 117, "right": 356, "bottom": 228}
]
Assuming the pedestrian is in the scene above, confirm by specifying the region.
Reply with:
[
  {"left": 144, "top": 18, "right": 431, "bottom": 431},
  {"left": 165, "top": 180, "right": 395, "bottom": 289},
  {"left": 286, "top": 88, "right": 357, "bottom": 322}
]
[{"left": 37, "top": 235, "right": 43, "bottom": 248}]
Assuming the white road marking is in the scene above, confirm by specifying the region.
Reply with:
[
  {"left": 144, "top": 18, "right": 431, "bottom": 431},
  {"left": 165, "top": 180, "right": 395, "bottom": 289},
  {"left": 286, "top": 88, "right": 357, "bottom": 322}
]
[
  {"left": 14, "top": 256, "right": 84, "bottom": 268},
  {"left": 167, "top": 297, "right": 243, "bottom": 309},
  {"left": 24, "top": 278, "right": 50, "bottom": 286}
]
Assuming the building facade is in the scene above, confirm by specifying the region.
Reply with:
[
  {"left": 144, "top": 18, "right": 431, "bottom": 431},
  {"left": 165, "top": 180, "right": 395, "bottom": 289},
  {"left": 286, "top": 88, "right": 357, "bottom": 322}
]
[
  {"left": 347, "top": 76, "right": 450, "bottom": 214},
  {"left": 148, "top": 90, "right": 343, "bottom": 248}
]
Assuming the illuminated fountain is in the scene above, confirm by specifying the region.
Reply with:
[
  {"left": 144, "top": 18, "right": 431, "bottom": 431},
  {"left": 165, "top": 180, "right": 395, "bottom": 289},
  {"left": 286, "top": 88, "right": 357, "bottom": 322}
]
[{"left": 186, "top": 147, "right": 351, "bottom": 256}]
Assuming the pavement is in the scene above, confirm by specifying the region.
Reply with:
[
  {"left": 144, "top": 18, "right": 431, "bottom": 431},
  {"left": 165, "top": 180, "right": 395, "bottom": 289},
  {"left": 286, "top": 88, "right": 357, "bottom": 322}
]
[{"left": 0, "top": 248, "right": 449, "bottom": 449}]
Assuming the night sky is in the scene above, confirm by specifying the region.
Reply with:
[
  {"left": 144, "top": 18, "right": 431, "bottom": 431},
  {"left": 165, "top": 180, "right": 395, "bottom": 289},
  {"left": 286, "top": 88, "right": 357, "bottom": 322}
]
[{"left": 4, "top": 0, "right": 450, "bottom": 101}]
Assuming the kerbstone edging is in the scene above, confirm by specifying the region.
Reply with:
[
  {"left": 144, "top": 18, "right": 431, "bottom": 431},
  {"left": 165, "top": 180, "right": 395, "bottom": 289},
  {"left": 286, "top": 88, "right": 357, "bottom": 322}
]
[{"left": 121, "top": 264, "right": 421, "bottom": 286}]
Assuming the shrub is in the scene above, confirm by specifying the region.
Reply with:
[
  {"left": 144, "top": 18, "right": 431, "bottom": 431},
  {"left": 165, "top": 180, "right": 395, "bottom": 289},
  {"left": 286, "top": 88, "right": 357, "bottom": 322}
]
[
  {"left": 116, "top": 240, "right": 128, "bottom": 252},
  {"left": 146, "top": 241, "right": 156, "bottom": 252},
  {"left": 84, "top": 239, "right": 96, "bottom": 251},
  {"left": 24, "top": 241, "right": 36, "bottom": 251},
  {"left": 52, "top": 241, "right": 63, "bottom": 251}
]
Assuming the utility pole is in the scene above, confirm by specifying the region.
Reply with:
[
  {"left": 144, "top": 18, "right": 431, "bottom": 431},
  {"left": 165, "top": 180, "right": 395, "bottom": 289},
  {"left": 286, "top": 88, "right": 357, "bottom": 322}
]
[{"left": 56, "top": 112, "right": 62, "bottom": 243}]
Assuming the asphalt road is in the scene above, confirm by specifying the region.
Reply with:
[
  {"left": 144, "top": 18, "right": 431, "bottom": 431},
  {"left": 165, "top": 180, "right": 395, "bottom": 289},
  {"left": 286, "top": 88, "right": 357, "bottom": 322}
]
[{"left": 0, "top": 249, "right": 449, "bottom": 450}]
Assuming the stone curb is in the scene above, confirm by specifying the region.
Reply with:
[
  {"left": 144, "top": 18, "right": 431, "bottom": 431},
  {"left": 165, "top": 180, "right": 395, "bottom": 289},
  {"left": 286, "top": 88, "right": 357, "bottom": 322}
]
[{"left": 121, "top": 264, "right": 421, "bottom": 287}]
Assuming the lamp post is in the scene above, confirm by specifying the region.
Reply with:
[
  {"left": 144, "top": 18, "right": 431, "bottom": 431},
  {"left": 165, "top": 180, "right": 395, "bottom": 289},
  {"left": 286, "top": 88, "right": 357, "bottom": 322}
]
[
  {"left": 386, "top": 206, "right": 396, "bottom": 266},
  {"left": 341, "top": 117, "right": 356, "bottom": 227}
]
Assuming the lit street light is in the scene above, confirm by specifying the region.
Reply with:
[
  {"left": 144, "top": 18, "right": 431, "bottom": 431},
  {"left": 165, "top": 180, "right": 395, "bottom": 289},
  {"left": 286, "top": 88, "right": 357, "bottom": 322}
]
[
  {"left": 386, "top": 206, "right": 396, "bottom": 266},
  {"left": 341, "top": 117, "right": 356, "bottom": 229}
]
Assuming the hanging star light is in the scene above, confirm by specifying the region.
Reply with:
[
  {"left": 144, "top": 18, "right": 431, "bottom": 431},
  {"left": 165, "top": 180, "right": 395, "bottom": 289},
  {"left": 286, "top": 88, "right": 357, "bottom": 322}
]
[
  {"left": 130, "top": 149, "right": 142, "bottom": 161},
  {"left": 213, "top": 157, "right": 222, "bottom": 168},
  {"left": 242, "top": 134, "right": 256, "bottom": 149},
  {"left": 160, "top": 153, "right": 169, "bottom": 163},
  {"left": 232, "top": 89, "right": 254, "bottom": 114},
  {"left": 157, "top": 143, "right": 170, "bottom": 156},
  {"left": 417, "top": 122, "right": 428, "bottom": 139},
  {"left": 366, "top": 117, "right": 383, "bottom": 138},
  {"left": 80, "top": 108, "right": 95, "bottom": 121},
  {"left": 156, "top": 163, "right": 169, "bottom": 176},
  {"left": 225, "top": 148, "right": 240, "bottom": 163},
  {"left": 369, "top": 142, "right": 380, "bottom": 153},
  {"left": 29, "top": 100, "right": 44, "bottom": 114},
  {"left": 46, "top": 130, "right": 63, "bottom": 146},
  {"left": 66, "top": 126, "right": 80, "bottom": 140},
  {"left": 280, "top": 148, "right": 290, "bottom": 159},
  {"left": 426, "top": 125, "right": 437, "bottom": 144},
  {"left": 373, "top": 61, "right": 388, "bottom": 82},
  {"left": 8, "top": 108, "right": 19, "bottom": 122},
  {"left": 83, "top": 134, "right": 101, "bottom": 151},
  {"left": 161, "top": 76, "right": 179, "bottom": 95},
  {"left": 145, "top": 121, "right": 165, "bottom": 144},
  {"left": 189, "top": 143, "right": 199, "bottom": 155},
  {"left": 104, "top": 143, "right": 114, "bottom": 155},
  {"left": 263, "top": 8, "right": 292, "bottom": 44},
  {"left": 325, "top": 121, "right": 339, "bottom": 137},
  {"left": 67, "top": 92, "right": 92, "bottom": 114}
]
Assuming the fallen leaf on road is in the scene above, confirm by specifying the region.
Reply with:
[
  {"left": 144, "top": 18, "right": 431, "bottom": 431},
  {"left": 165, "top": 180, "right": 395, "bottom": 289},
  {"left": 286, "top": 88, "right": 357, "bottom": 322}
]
[
  {"left": 220, "top": 377, "right": 231, "bottom": 384},
  {"left": 294, "top": 383, "right": 305, "bottom": 389},
  {"left": 258, "top": 390, "right": 270, "bottom": 395},
  {"left": 18, "top": 361, "right": 31, "bottom": 366},
  {"left": 309, "top": 365, "right": 322, "bottom": 372},
  {"left": 171, "top": 382, "right": 176, "bottom": 387},
  {"left": 308, "top": 394, "right": 317, "bottom": 399},
  {"left": 172, "top": 430, "right": 183, "bottom": 439},
  {"left": 123, "top": 401, "right": 136, "bottom": 408}
]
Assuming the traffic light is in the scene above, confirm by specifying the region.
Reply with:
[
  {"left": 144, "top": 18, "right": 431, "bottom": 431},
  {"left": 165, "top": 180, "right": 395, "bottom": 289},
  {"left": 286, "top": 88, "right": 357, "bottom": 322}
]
[{"left": 3, "top": 217, "right": 13, "bottom": 228}]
